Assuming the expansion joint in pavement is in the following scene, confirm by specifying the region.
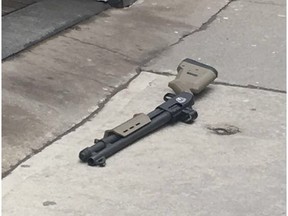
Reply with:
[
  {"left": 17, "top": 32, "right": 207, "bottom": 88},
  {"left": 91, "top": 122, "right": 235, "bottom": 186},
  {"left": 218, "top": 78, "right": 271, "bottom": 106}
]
[
  {"left": 245, "top": 0, "right": 285, "bottom": 6},
  {"left": 212, "top": 81, "right": 286, "bottom": 94},
  {"left": 141, "top": 70, "right": 286, "bottom": 94}
]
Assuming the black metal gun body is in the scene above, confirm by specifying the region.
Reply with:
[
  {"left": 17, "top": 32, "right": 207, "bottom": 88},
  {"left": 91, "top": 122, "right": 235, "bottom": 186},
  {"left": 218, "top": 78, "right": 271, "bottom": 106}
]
[
  {"left": 79, "top": 58, "right": 218, "bottom": 167},
  {"left": 79, "top": 92, "right": 197, "bottom": 166}
]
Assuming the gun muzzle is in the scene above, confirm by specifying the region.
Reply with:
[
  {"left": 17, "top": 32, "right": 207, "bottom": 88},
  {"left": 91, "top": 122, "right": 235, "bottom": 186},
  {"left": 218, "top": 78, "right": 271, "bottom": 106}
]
[
  {"left": 79, "top": 141, "right": 106, "bottom": 162},
  {"left": 87, "top": 154, "right": 106, "bottom": 167}
]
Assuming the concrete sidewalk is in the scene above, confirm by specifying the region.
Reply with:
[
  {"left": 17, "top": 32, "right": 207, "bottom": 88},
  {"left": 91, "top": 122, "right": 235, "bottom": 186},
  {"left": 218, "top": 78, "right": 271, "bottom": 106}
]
[
  {"left": 2, "top": 0, "right": 230, "bottom": 176},
  {"left": 3, "top": 73, "right": 285, "bottom": 215},
  {"left": 2, "top": 0, "right": 286, "bottom": 215}
]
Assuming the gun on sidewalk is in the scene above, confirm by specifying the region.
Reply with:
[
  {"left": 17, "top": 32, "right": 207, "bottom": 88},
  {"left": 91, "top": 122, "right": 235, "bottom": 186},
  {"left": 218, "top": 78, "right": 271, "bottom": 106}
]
[{"left": 79, "top": 58, "right": 218, "bottom": 166}]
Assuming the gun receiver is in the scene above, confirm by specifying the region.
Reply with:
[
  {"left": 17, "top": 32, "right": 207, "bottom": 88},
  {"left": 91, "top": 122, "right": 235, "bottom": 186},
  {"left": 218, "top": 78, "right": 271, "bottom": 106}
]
[{"left": 79, "top": 58, "right": 218, "bottom": 166}]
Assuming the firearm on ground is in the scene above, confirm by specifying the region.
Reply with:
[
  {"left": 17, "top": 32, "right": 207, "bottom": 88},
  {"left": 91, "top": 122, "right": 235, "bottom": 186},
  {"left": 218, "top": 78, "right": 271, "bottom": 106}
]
[{"left": 79, "top": 58, "right": 218, "bottom": 166}]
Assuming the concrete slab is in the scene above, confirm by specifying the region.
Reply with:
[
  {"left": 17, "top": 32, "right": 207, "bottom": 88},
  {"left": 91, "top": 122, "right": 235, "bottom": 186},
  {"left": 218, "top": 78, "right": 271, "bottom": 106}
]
[
  {"left": 64, "top": 0, "right": 229, "bottom": 63},
  {"left": 143, "top": 0, "right": 286, "bottom": 91},
  {"left": 3, "top": 73, "right": 285, "bottom": 216},
  {"left": 2, "top": 0, "right": 33, "bottom": 16},
  {"left": 2, "top": 35, "right": 138, "bottom": 175},
  {"left": 2, "top": 0, "right": 230, "bottom": 175},
  {"left": 243, "top": 0, "right": 286, "bottom": 5},
  {"left": 2, "top": 0, "right": 109, "bottom": 59},
  {"left": 2, "top": 0, "right": 37, "bottom": 15}
]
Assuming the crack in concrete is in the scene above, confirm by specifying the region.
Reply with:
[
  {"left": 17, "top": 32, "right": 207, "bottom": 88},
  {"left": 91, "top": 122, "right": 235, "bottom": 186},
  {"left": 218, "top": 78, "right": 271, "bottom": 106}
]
[
  {"left": 212, "top": 81, "right": 286, "bottom": 93},
  {"left": 141, "top": 70, "right": 286, "bottom": 93},
  {"left": 1, "top": 0, "right": 249, "bottom": 178},
  {"left": 4, "top": 0, "right": 277, "bottom": 177},
  {"left": 2, "top": 67, "right": 141, "bottom": 178},
  {"left": 168, "top": 0, "right": 236, "bottom": 48},
  {"left": 189, "top": 0, "right": 237, "bottom": 33},
  {"left": 139, "top": 0, "right": 236, "bottom": 68},
  {"left": 61, "top": 35, "right": 139, "bottom": 65},
  {"left": 245, "top": 0, "right": 285, "bottom": 6}
]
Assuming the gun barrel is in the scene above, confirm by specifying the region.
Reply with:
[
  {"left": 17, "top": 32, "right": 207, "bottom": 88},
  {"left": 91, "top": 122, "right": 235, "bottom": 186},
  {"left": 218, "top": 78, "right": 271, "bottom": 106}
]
[
  {"left": 79, "top": 134, "right": 120, "bottom": 162},
  {"left": 80, "top": 92, "right": 196, "bottom": 166},
  {"left": 86, "top": 111, "right": 172, "bottom": 166},
  {"left": 79, "top": 58, "right": 217, "bottom": 167}
]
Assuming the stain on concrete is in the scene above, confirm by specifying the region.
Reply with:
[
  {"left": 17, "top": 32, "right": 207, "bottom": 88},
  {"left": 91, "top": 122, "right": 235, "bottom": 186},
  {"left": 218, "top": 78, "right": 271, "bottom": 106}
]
[
  {"left": 46, "top": 76, "right": 54, "bottom": 80},
  {"left": 206, "top": 124, "right": 240, "bottom": 135},
  {"left": 43, "top": 201, "right": 57, "bottom": 206}
]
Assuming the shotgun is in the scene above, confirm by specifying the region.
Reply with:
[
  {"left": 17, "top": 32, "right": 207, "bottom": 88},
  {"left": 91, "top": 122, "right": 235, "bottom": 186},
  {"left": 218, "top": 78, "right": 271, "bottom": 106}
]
[{"left": 79, "top": 58, "right": 218, "bottom": 166}]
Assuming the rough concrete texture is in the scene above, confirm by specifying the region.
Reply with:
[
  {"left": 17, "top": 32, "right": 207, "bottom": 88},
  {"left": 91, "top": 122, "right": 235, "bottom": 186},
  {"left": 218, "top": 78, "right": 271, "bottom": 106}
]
[
  {"left": 64, "top": 0, "right": 229, "bottom": 63},
  {"left": 3, "top": 73, "right": 285, "bottom": 216},
  {"left": 144, "top": 0, "right": 286, "bottom": 91},
  {"left": 2, "top": 0, "right": 230, "bottom": 175},
  {"left": 2, "top": 0, "right": 37, "bottom": 16},
  {"left": 2, "top": 36, "right": 138, "bottom": 175},
  {"left": 2, "top": 0, "right": 109, "bottom": 59}
]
